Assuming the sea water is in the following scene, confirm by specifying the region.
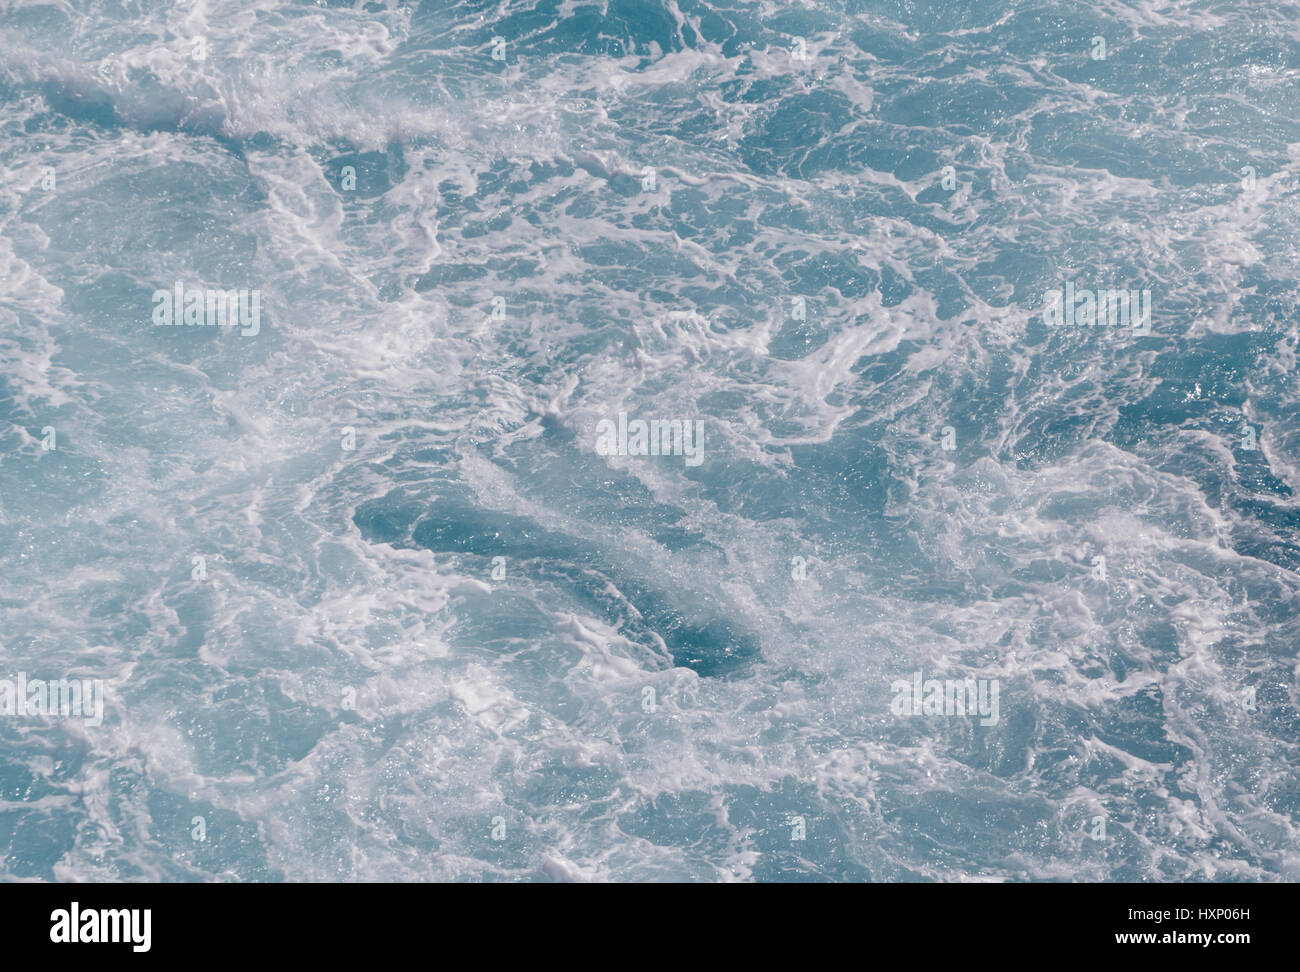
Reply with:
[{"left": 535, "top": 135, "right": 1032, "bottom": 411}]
[{"left": 0, "top": 0, "right": 1297, "bottom": 881}]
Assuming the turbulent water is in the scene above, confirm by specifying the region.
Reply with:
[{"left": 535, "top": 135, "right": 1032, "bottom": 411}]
[{"left": 1, "top": 0, "right": 1298, "bottom": 882}]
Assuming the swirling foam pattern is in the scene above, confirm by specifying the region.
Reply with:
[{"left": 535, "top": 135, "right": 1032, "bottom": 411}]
[{"left": 0, "top": 0, "right": 1297, "bottom": 881}]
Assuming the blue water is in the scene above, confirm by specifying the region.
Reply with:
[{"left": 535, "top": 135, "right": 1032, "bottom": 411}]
[{"left": 1, "top": 0, "right": 1298, "bottom": 881}]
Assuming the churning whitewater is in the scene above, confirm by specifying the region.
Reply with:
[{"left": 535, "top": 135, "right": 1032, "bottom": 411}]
[{"left": 0, "top": 0, "right": 1298, "bottom": 881}]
